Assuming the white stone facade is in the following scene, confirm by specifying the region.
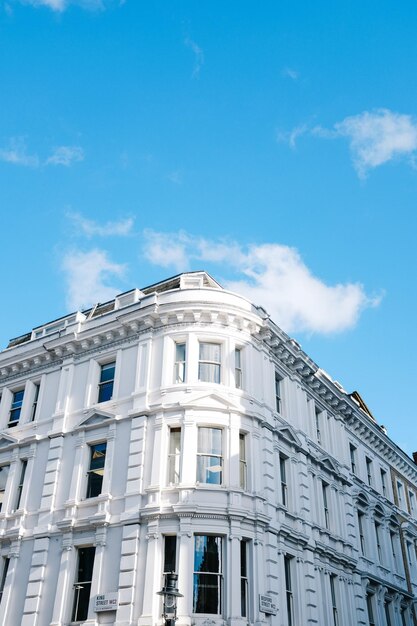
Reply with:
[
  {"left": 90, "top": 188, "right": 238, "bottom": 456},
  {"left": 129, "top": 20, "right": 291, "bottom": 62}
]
[{"left": 0, "top": 271, "right": 415, "bottom": 626}]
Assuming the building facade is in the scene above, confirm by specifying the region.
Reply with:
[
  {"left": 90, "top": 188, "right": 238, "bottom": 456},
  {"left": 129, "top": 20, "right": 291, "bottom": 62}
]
[{"left": 0, "top": 270, "right": 415, "bottom": 626}]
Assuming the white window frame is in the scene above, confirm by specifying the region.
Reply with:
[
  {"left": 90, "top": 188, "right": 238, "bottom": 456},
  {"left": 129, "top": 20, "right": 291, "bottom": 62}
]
[
  {"left": 174, "top": 342, "right": 186, "bottom": 384},
  {"left": 239, "top": 432, "right": 247, "bottom": 490},
  {"left": 167, "top": 427, "right": 181, "bottom": 485},
  {"left": 196, "top": 427, "right": 223, "bottom": 486},
  {"left": 193, "top": 535, "right": 223, "bottom": 615},
  {"left": 235, "top": 347, "right": 243, "bottom": 389},
  {"left": 198, "top": 342, "right": 222, "bottom": 384}
]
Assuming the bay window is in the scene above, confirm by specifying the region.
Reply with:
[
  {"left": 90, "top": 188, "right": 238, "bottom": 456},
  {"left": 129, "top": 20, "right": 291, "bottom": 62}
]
[
  {"left": 197, "top": 427, "right": 223, "bottom": 485},
  {"left": 193, "top": 535, "right": 222, "bottom": 614},
  {"left": 174, "top": 343, "right": 186, "bottom": 383},
  {"left": 235, "top": 348, "right": 242, "bottom": 389},
  {"left": 199, "top": 343, "right": 221, "bottom": 384},
  {"left": 239, "top": 433, "right": 247, "bottom": 490},
  {"left": 167, "top": 428, "right": 181, "bottom": 485}
]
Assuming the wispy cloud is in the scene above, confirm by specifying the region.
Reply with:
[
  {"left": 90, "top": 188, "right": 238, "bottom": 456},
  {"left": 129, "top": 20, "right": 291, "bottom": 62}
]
[
  {"left": 184, "top": 37, "right": 204, "bottom": 78},
  {"left": 46, "top": 145, "right": 84, "bottom": 166},
  {"left": 62, "top": 249, "right": 126, "bottom": 310},
  {"left": 68, "top": 212, "right": 134, "bottom": 237},
  {"left": 18, "top": 0, "right": 111, "bottom": 11},
  {"left": 282, "top": 67, "right": 299, "bottom": 81},
  {"left": 283, "top": 109, "right": 417, "bottom": 177},
  {"left": 143, "top": 230, "right": 381, "bottom": 335},
  {"left": 0, "top": 138, "right": 39, "bottom": 167},
  {"left": 0, "top": 138, "right": 84, "bottom": 168},
  {"left": 333, "top": 109, "right": 417, "bottom": 177},
  {"left": 277, "top": 123, "right": 308, "bottom": 149}
]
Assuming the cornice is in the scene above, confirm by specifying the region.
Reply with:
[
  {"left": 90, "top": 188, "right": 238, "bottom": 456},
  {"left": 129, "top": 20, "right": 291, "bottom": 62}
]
[
  {"left": 261, "top": 321, "right": 417, "bottom": 486},
  {"left": 0, "top": 300, "right": 261, "bottom": 386}
]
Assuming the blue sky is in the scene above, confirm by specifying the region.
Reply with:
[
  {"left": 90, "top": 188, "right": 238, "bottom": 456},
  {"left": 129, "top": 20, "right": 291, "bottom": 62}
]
[{"left": 0, "top": 0, "right": 416, "bottom": 454}]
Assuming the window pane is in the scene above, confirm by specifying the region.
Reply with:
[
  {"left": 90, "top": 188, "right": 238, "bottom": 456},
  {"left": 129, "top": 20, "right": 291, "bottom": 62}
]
[
  {"left": 197, "top": 456, "right": 222, "bottom": 484},
  {"left": 199, "top": 343, "right": 220, "bottom": 362},
  {"left": 198, "top": 363, "right": 220, "bottom": 384},
  {"left": 168, "top": 428, "right": 181, "bottom": 484},
  {"left": 0, "top": 466, "right": 10, "bottom": 513},
  {"left": 164, "top": 536, "right": 177, "bottom": 573},
  {"left": 176, "top": 343, "right": 186, "bottom": 361},
  {"left": 193, "top": 574, "right": 221, "bottom": 614},
  {"left": 86, "top": 443, "right": 107, "bottom": 498},
  {"left": 72, "top": 546, "right": 95, "bottom": 622},
  {"left": 193, "top": 536, "right": 222, "bottom": 615},
  {"left": 198, "top": 428, "right": 222, "bottom": 455},
  {"left": 194, "top": 536, "right": 221, "bottom": 573},
  {"left": 100, "top": 362, "right": 115, "bottom": 383}
]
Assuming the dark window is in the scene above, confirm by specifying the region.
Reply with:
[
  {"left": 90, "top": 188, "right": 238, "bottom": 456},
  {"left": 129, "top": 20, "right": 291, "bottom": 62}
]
[
  {"left": 9, "top": 390, "right": 24, "bottom": 427},
  {"left": 330, "top": 574, "right": 339, "bottom": 626},
  {"left": 349, "top": 444, "right": 357, "bottom": 474},
  {"left": 322, "top": 481, "right": 330, "bottom": 529},
  {"left": 174, "top": 343, "right": 186, "bottom": 383},
  {"left": 197, "top": 428, "right": 222, "bottom": 485},
  {"left": 375, "top": 522, "right": 382, "bottom": 563},
  {"left": 86, "top": 443, "right": 107, "bottom": 498},
  {"left": 358, "top": 513, "right": 365, "bottom": 555},
  {"left": 0, "top": 466, "right": 10, "bottom": 513},
  {"left": 193, "top": 535, "right": 222, "bottom": 614},
  {"left": 163, "top": 536, "right": 177, "bottom": 573},
  {"left": 71, "top": 546, "right": 95, "bottom": 622},
  {"left": 275, "top": 374, "right": 282, "bottom": 413},
  {"left": 235, "top": 349, "right": 242, "bottom": 389},
  {"left": 15, "top": 460, "right": 27, "bottom": 510},
  {"left": 366, "top": 457, "right": 373, "bottom": 486},
  {"left": 284, "top": 555, "right": 293, "bottom": 626},
  {"left": 98, "top": 362, "right": 115, "bottom": 403},
  {"left": 390, "top": 531, "right": 397, "bottom": 570},
  {"left": 315, "top": 408, "right": 322, "bottom": 444},
  {"left": 240, "top": 540, "right": 248, "bottom": 618},
  {"left": 0, "top": 558, "right": 9, "bottom": 605},
  {"left": 280, "top": 454, "right": 288, "bottom": 507},
  {"left": 380, "top": 469, "right": 387, "bottom": 496},
  {"left": 198, "top": 343, "right": 221, "bottom": 384},
  {"left": 31, "top": 384, "right": 40, "bottom": 421},
  {"left": 385, "top": 601, "right": 392, "bottom": 626},
  {"left": 367, "top": 594, "right": 375, "bottom": 626}
]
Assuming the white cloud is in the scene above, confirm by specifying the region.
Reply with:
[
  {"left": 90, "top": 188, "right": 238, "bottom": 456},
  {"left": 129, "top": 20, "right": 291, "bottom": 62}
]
[
  {"left": 143, "top": 230, "right": 190, "bottom": 272},
  {"left": 334, "top": 109, "right": 417, "bottom": 177},
  {"left": 0, "top": 138, "right": 39, "bottom": 167},
  {"left": 20, "top": 0, "right": 67, "bottom": 9},
  {"left": 19, "top": 0, "right": 107, "bottom": 11},
  {"left": 62, "top": 249, "right": 126, "bottom": 310},
  {"left": 46, "top": 145, "right": 84, "bottom": 166},
  {"left": 143, "top": 230, "right": 381, "bottom": 335},
  {"left": 282, "top": 109, "right": 417, "bottom": 176},
  {"left": 184, "top": 37, "right": 204, "bottom": 78},
  {"left": 68, "top": 212, "right": 134, "bottom": 237}
]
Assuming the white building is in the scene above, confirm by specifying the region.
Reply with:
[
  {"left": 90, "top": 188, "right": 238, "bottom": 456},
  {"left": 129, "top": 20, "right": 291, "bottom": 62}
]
[{"left": 0, "top": 270, "right": 415, "bottom": 626}]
